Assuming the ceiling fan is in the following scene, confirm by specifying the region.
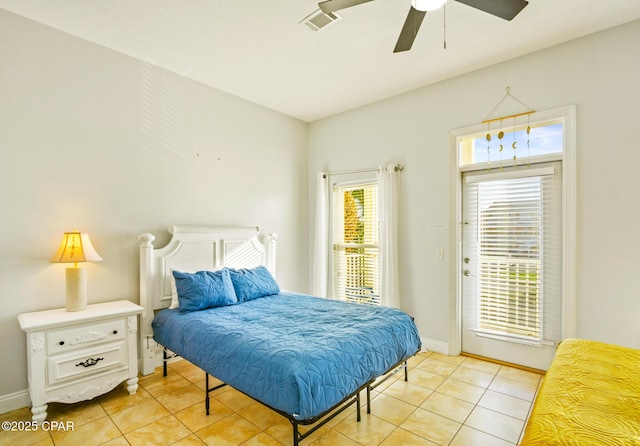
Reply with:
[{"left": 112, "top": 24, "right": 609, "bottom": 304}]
[{"left": 318, "top": 0, "right": 529, "bottom": 53}]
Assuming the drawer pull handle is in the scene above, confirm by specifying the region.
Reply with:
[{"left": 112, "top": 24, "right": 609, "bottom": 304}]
[
  {"left": 59, "top": 341, "right": 65, "bottom": 346},
  {"left": 76, "top": 357, "right": 104, "bottom": 368},
  {"left": 112, "top": 330, "right": 118, "bottom": 335}
]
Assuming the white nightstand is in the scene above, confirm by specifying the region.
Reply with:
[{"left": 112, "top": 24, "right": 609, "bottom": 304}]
[{"left": 18, "top": 300, "right": 143, "bottom": 423}]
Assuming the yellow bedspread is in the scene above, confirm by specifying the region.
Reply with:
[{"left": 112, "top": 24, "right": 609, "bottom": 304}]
[{"left": 520, "top": 338, "right": 640, "bottom": 445}]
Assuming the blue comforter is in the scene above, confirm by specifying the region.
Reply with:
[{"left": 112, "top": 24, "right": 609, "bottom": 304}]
[{"left": 152, "top": 292, "right": 421, "bottom": 420}]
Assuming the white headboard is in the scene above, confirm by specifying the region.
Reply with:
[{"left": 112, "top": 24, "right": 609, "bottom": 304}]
[{"left": 137, "top": 225, "right": 277, "bottom": 375}]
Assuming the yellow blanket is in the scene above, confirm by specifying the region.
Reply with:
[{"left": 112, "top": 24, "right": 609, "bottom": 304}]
[{"left": 520, "top": 338, "right": 640, "bottom": 445}]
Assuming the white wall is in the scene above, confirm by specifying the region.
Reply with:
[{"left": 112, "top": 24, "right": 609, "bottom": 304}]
[
  {"left": 0, "top": 10, "right": 308, "bottom": 405},
  {"left": 308, "top": 20, "right": 640, "bottom": 353}
]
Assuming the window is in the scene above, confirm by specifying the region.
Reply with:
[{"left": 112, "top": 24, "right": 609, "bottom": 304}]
[
  {"left": 459, "top": 120, "right": 563, "bottom": 168},
  {"left": 332, "top": 181, "right": 380, "bottom": 305}
]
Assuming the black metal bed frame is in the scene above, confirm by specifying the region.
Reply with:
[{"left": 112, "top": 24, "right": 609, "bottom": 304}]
[{"left": 163, "top": 348, "right": 417, "bottom": 446}]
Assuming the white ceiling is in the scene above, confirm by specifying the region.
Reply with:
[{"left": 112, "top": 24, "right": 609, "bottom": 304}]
[{"left": 2, "top": 0, "right": 640, "bottom": 122}]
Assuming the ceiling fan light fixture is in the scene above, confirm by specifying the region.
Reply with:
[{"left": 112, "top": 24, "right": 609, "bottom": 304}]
[{"left": 412, "top": 0, "right": 447, "bottom": 12}]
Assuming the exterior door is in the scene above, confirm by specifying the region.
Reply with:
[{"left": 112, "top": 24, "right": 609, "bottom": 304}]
[{"left": 461, "top": 162, "right": 562, "bottom": 370}]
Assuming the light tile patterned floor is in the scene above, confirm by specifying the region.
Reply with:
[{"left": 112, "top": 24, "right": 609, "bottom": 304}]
[{"left": 0, "top": 351, "right": 542, "bottom": 446}]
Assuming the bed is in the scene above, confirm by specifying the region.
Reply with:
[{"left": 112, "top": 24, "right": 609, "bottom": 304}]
[{"left": 138, "top": 226, "right": 422, "bottom": 445}]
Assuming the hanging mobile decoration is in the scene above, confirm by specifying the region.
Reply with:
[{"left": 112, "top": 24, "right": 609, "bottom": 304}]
[
  {"left": 526, "top": 113, "right": 531, "bottom": 167},
  {"left": 480, "top": 87, "right": 535, "bottom": 169},
  {"left": 512, "top": 116, "right": 518, "bottom": 166},
  {"left": 498, "top": 121, "right": 504, "bottom": 170},
  {"left": 486, "top": 122, "right": 491, "bottom": 171}
]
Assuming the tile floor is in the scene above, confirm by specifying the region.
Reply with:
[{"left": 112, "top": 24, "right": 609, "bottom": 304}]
[{"left": 0, "top": 351, "right": 542, "bottom": 446}]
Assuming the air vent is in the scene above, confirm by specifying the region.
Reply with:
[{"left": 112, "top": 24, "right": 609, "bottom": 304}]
[{"left": 301, "top": 9, "right": 342, "bottom": 31}]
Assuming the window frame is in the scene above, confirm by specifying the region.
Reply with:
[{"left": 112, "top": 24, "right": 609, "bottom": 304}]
[{"left": 330, "top": 175, "right": 381, "bottom": 305}]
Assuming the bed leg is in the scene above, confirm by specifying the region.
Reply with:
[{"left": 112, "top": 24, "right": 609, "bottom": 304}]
[
  {"left": 163, "top": 349, "right": 168, "bottom": 377},
  {"left": 356, "top": 392, "right": 361, "bottom": 422},
  {"left": 404, "top": 360, "right": 408, "bottom": 381},
  {"left": 205, "top": 373, "right": 210, "bottom": 415},
  {"left": 366, "top": 386, "right": 371, "bottom": 414},
  {"left": 292, "top": 420, "right": 299, "bottom": 446}
]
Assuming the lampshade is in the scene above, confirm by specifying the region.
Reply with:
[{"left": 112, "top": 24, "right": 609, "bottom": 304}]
[
  {"left": 50, "top": 231, "right": 103, "bottom": 264},
  {"left": 412, "top": 0, "right": 447, "bottom": 12}
]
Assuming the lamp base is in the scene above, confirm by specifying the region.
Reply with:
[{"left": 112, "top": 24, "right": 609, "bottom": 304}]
[{"left": 66, "top": 267, "right": 87, "bottom": 311}]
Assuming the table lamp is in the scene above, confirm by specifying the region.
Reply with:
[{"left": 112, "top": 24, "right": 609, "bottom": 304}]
[{"left": 50, "top": 231, "right": 103, "bottom": 311}]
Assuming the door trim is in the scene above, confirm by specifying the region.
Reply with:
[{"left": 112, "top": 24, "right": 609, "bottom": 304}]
[{"left": 448, "top": 105, "right": 577, "bottom": 357}]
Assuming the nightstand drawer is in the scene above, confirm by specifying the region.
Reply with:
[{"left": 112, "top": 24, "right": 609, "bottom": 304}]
[
  {"left": 47, "top": 341, "right": 127, "bottom": 386},
  {"left": 47, "top": 319, "right": 126, "bottom": 354}
]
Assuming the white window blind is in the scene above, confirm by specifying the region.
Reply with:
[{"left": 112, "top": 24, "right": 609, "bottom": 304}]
[
  {"left": 465, "top": 164, "right": 562, "bottom": 343},
  {"left": 332, "top": 182, "right": 380, "bottom": 305}
]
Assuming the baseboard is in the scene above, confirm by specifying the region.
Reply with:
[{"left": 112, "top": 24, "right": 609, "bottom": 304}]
[
  {"left": 460, "top": 352, "right": 546, "bottom": 375},
  {"left": 421, "top": 337, "right": 449, "bottom": 355},
  {"left": 0, "top": 389, "right": 30, "bottom": 415}
]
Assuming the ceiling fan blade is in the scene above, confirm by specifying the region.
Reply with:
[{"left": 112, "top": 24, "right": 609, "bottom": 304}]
[
  {"left": 394, "top": 6, "right": 427, "bottom": 53},
  {"left": 318, "top": 0, "right": 374, "bottom": 14},
  {"left": 454, "top": 0, "right": 528, "bottom": 21}
]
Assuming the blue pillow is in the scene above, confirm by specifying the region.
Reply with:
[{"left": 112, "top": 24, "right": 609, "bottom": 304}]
[
  {"left": 227, "top": 266, "right": 280, "bottom": 302},
  {"left": 173, "top": 269, "right": 238, "bottom": 312}
]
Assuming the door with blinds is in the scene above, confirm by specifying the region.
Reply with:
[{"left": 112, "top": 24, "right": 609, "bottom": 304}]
[{"left": 461, "top": 162, "right": 562, "bottom": 370}]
